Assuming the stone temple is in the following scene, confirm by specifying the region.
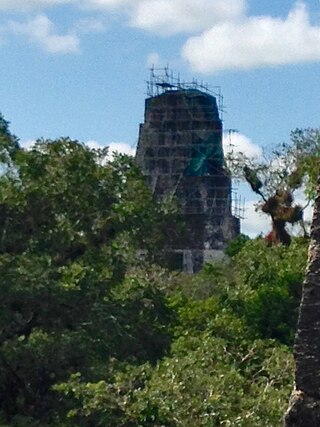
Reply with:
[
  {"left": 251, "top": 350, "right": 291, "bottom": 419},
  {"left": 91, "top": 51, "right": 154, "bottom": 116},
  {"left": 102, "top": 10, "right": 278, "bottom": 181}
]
[{"left": 135, "top": 69, "right": 240, "bottom": 272}]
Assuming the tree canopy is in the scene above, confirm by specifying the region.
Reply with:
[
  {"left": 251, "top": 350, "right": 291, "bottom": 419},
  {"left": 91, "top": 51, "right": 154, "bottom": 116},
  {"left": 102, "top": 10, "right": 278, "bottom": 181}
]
[
  {"left": 0, "top": 120, "right": 178, "bottom": 425},
  {"left": 226, "top": 128, "right": 320, "bottom": 245},
  {"left": 0, "top": 115, "right": 314, "bottom": 426}
]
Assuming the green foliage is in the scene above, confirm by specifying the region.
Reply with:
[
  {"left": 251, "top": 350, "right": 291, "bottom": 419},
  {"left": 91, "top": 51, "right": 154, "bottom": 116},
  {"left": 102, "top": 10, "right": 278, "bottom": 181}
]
[
  {"left": 0, "top": 113, "right": 19, "bottom": 165},
  {"left": 226, "top": 128, "right": 319, "bottom": 243},
  {"left": 218, "top": 239, "right": 306, "bottom": 345},
  {"left": 0, "top": 135, "right": 176, "bottom": 424},
  {"left": 288, "top": 128, "right": 320, "bottom": 200},
  {"left": 225, "top": 234, "right": 250, "bottom": 257},
  {"left": 0, "top": 117, "right": 310, "bottom": 426},
  {"left": 226, "top": 127, "right": 320, "bottom": 201},
  {"left": 123, "top": 337, "right": 294, "bottom": 427},
  {"left": 53, "top": 238, "right": 307, "bottom": 426}
]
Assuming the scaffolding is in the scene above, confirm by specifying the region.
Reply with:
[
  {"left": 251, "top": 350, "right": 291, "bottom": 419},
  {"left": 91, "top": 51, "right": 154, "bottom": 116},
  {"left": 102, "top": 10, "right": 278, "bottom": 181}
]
[
  {"left": 147, "top": 66, "right": 225, "bottom": 120},
  {"left": 232, "top": 190, "right": 245, "bottom": 220},
  {"left": 137, "top": 67, "right": 244, "bottom": 232}
]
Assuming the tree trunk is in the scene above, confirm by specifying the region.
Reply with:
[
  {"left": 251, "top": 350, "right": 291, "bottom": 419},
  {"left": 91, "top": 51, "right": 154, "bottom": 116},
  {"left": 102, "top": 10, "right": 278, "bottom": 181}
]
[{"left": 285, "top": 175, "right": 320, "bottom": 426}]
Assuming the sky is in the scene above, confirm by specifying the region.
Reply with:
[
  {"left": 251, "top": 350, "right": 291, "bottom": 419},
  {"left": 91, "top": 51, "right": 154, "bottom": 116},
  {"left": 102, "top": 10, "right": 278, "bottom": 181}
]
[{"left": 0, "top": 0, "right": 319, "bottom": 236}]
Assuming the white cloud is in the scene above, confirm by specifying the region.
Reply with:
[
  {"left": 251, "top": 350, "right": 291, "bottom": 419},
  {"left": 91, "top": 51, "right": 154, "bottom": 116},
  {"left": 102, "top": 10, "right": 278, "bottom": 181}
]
[
  {"left": 86, "top": 140, "right": 136, "bottom": 159},
  {"left": 223, "top": 132, "right": 262, "bottom": 158},
  {"left": 84, "top": 140, "right": 137, "bottom": 165},
  {"left": 182, "top": 2, "right": 320, "bottom": 72},
  {"left": 0, "top": 0, "right": 75, "bottom": 11},
  {"left": 0, "top": 0, "right": 131, "bottom": 11},
  {"left": 130, "top": 0, "right": 245, "bottom": 35},
  {"left": 107, "top": 142, "right": 136, "bottom": 158},
  {"left": 146, "top": 52, "right": 160, "bottom": 68},
  {"left": 84, "top": 0, "right": 130, "bottom": 9},
  {"left": 21, "top": 139, "right": 136, "bottom": 159},
  {"left": 290, "top": 188, "right": 313, "bottom": 230},
  {"left": 239, "top": 186, "right": 314, "bottom": 238},
  {"left": 9, "top": 14, "right": 80, "bottom": 54},
  {"left": 20, "top": 140, "right": 37, "bottom": 150},
  {"left": 1, "top": 0, "right": 245, "bottom": 36},
  {"left": 241, "top": 199, "right": 270, "bottom": 237},
  {"left": 6, "top": 13, "right": 106, "bottom": 54},
  {"left": 3, "top": 1, "right": 320, "bottom": 71},
  {"left": 73, "top": 18, "right": 106, "bottom": 34}
]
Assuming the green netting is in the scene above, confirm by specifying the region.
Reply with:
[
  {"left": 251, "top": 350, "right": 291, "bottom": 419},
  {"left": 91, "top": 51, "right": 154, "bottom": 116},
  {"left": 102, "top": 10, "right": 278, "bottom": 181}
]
[{"left": 185, "top": 142, "right": 223, "bottom": 176}]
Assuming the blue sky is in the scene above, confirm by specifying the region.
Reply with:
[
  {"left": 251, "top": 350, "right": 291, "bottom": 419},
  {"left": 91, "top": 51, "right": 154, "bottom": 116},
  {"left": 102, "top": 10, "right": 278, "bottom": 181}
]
[{"left": 0, "top": 0, "right": 319, "bottom": 235}]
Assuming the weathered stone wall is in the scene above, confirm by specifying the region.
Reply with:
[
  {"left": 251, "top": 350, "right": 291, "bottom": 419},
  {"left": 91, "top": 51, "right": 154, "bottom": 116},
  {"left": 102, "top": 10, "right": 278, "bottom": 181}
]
[{"left": 136, "top": 89, "right": 239, "bottom": 272}]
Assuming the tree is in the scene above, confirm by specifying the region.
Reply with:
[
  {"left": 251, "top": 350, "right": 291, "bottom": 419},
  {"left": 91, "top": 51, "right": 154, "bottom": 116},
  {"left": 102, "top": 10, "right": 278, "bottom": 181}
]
[
  {"left": 0, "top": 130, "right": 177, "bottom": 425},
  {"left": 286, "top": 128, "right": 320, "bottom": 200},
  {"left": 285, "top": 174, "right": 320, "bottom": 426},
  {"left": 0, "top": 114, "right": 314, "bottom": 426},
  {"left": 226, "top": 128, "right": 320, "bottom": 245},
  {"left": 0, "top": 113, "right": 20, "bottom": 165},
  {"left": 54, "top": 238, "right": 308, "bottom": 426}
]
